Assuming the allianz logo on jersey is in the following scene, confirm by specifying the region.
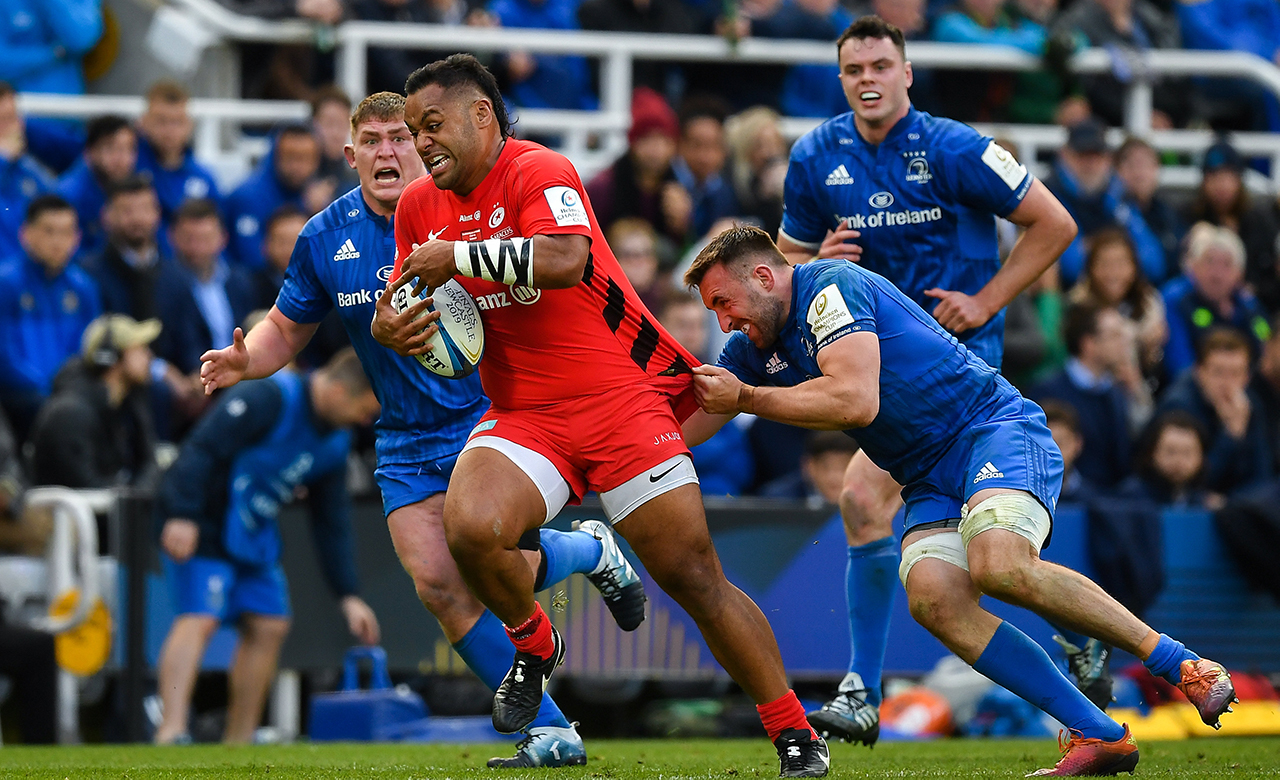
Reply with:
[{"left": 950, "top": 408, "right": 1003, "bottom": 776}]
[
  {"left": 839, "top": 206, "right": 943, "bottom": 230},
  {"left": 765, "top": 353, "right": 789, "bottom": 374},
  {"left": 474, "top": 285, "right": 542, "bottom": 311}
]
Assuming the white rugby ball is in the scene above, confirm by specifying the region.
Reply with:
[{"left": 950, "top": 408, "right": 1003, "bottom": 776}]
[{"left": 390, "top": 278, "right": 484, "bottom": 379}]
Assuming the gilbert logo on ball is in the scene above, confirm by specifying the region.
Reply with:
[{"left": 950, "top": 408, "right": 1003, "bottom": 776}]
[{"left": 391, "top": 278, "right": 485, "bottom": 379}]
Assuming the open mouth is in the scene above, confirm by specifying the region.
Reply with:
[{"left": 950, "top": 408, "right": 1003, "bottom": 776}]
[
  {"left": 374, "top": 166, "right": 400, "bottom": 183},
  {"left": 860, "top": 91, "right": 882, "bottom": 104},
  {"left": 426, "top": 153, "right": 450, "bottom": 174}
]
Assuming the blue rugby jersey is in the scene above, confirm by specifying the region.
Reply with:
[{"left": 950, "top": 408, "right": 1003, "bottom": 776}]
[
  {"left": 275, "top": 186, "right": 487, "bottom": 466},
  {"left": 779, "top": 107, "right": 1034, "bottom": 368},
  {"left": 717, "top": 259, "right": 1025, "bottom": 487}
]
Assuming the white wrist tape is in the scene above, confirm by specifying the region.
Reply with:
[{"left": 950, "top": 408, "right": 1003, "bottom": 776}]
[{"left": 453, "top": 237, "right": 534, "bottom": 286}]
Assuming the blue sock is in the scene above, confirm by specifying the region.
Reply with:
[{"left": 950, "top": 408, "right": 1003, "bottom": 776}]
[
  {"left": 1049, "top": 624, "right": 1092, "bottom": 650},
  {"left": 972, "top": 621, "right": 1124, "bottom": 742},
  {"left": 1142, "top": 633, "right": 1199, "bottom": 685},
  {"left": 845, "top": 538, "right": 898, "bottom": 707},
  {"left": 537, "top": 528, "right": 603, "bottom": 590},
  {"left": 452, "top": 609, "right": 571, "bottom": 729}
]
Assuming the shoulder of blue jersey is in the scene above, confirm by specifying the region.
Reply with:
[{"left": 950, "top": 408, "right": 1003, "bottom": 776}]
[
  {"left": 299, "top": 189, "right": 366, "bottom": 240},
  {"left": 790, "top": 112, "right": 858, "bottom": 163}
]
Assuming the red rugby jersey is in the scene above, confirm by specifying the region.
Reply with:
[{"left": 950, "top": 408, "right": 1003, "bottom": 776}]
[{"left": 394, "top": 139, "right": 697, "bottom": 414}]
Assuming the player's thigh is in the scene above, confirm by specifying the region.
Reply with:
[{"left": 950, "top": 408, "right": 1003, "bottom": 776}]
[
  {"left": 840, "top": 450, "right": 903, "bottom": 520},
  {"left": 386, "top": 493, "right": 455, "bottom": 582},
  {"left": 961, "top": 488, "right": 1051, "bottom": 595},
  {"left": 239, "top": 613, "right": 291, "bottom": 647},
  {"left": 612, "top": 481, "right": 725, "bottom": 597},
  {"left": 446, "top": 441, "right": 568, "bottom": 548},
  {"left": 899, "top": 529, "right": 981, "bottom": 628},
  {"left": 164, "top": 555, "right": 237, "bottom": 623}
]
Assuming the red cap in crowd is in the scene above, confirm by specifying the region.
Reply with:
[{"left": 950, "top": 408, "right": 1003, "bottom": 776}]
[{"left": 628, "top": 87, "right": 679, "bottom": 146}]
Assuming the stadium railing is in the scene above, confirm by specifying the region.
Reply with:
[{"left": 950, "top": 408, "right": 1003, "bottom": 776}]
[{"left": 19, "top": 3, "right": 1280, "bottom": 189}]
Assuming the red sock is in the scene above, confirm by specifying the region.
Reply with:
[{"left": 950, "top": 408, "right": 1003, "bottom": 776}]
[
  {"left": 506, "top": 603, "right": 556, "bottom": 660},
  {"left": 757, "top": 690, "right": 817, "bottom": 742}
]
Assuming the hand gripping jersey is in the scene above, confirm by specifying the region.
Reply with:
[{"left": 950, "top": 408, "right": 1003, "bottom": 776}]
[
  {"left": 394, "top": 139, "right": 698, "bottom": 414},
  {"left": 275, "top": 186, "right": 487, "bottom": 467},
  {"left": 717, "top": 259, "right": 1031, "bottom": 488},
  {"left": 779, "top": 108, "right": 1034, "bottom": 368}
]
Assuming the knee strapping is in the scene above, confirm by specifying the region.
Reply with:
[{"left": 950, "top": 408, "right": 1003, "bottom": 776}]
[
  {"left": 959, "top": 493, "right": 1051, "bottom": 551},
  {"left": 898, "top": 531, "right": 968, "bottom": 587}
]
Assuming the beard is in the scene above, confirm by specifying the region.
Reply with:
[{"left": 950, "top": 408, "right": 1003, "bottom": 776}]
[{"left": 747, "top": 286, "right": 786, "bottom": 348}]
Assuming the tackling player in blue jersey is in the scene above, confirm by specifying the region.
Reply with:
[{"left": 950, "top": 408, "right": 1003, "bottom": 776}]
[
  {"left": 199, "top": 92, "right": 644, "bottom": 768},
  {"left": 682, "top": 226, "right": 1236, "bottom": 776},
  {"left": 774, "top": 16, "right": 1079, "bottom": 741}
]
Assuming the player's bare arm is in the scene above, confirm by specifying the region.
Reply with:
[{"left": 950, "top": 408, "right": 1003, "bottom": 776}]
[
  {"left": 199, "top": 307, "right": 320, "bottom": 395},
  {"left": 400, "top": 233, "right": 591, "bottom": 297},
  {"left": 778, "top": 224, "right": 862, "bottom": 266},
  {"left": 924, "top": 180, "right": 1076, "bottom": 333},
  {"left": 370, "top": 275, "right": 440, "bottom": 357},
  {"left": 693, "top": 331, "right": 880, "bottom": 429},
  {"left": 682, "top": 409, "right": 736, "bottom": 446}
]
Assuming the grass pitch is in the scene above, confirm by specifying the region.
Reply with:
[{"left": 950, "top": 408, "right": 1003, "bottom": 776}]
[{"left": 0, "top": 738, "right": 1277, "bottom": 779}]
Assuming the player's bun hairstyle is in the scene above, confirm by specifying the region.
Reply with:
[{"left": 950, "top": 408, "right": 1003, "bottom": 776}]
[
  {"left": 24, "top": 194, "right": 75, "bottom": 225},
  {"left": 404, "top": 54, "right": 514, "bottom": 139},
  {"left": 837, "top": 15, "right": 907, "bottom": 60},
  {"left": 684, "top": 224, "right": 786, "bottom": 288},
  {"left": 320, "top": 346, "right": 374, "bottom": 396},
  {"left": 350, "top": 91, "right": 406, "bottom": 136},
  {"left": 86, "top": 115, "right": 134, "bottom": 149}
]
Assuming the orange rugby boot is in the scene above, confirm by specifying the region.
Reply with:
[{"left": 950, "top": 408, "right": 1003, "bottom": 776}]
[
  {"left": 1176, "top": 658, "right": 1238, "bottom": 729},
  {"left": 1026, "top": 724, "right": 1139, "bottom": 777}
]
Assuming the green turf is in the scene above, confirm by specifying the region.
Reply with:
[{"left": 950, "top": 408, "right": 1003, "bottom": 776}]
[{"left": 0, "top": 738, "right": 1277, "bottom": 778}]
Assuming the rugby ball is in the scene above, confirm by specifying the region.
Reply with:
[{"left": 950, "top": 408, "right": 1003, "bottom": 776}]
[{"left": 390, "top": 278, "right": 484, "bottom": 379}]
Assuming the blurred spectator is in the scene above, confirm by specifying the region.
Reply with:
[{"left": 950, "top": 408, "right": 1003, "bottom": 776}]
[
  {"left": 760, "top": 430, "right": 859, "bottom": 508},
  {"left": 135, "top": 80, "right": 221, "bottom": 232},
  {"left": 608, "top": 217, "right": 670, "bottom": 313},
  {"left": 673, "top": 96, "right": 739, "bottom": 242},
  {"left": 1250, "top": 319, "right": 1280, "bottom": 469},
  {"left": 1067, "top": 228, "right": 1166, "bottom": 376},
  {"left": 0, "top": 620, "right": 56, "bottom": 743},
  {"left": 1045, "top": 118, "right": 1166, "bottom": 286},
  {"left": 1161, "top": 221, "right": 1270, "bottom": 378},
  {"left": 0, "top": 82, "right": 56, "bottom": 262},
  {"left": 311, "top": 86, "right": 360, "bottom": 198},
  {"left": 1049, "top": 0, "right": 1190, "bottom": 128},
  {"left": 215, "top": 0, "right": 343, "bottom": 21},
  {"left": 152, "top": 350, "right": 380, "bottom": 745},
  {"left": 487, "top": 0, "right": 597, "bottom": 111},
  {"left": 1042, "top": 399, "right": 1096, "bottom": 503},
  {"left": 724, "top": 106, "right": 787, "bottom": 238},
  {"left": 56, "top": 115, "right": 137, "bottom": 259},
  {"left": 1029, "top": 303, "right": 1148, "bottom": 488},
  {"left": 1113, "top": 136, "right": 1183, "bottom": 281},
  {"left": 28, "top": 314, "right": 159, "bottom": 490},
  {"left": 587, "top": 88, "right": 690, "bottom": 245},
  {"left": 576, "top": 0, "right": 699, "bottom": 92},
  {"left": 224, "top": 0, "right": 344, "bottom": 102},
  {"left": 156, "top": 199, "right": 261, "bottom": 375},
  {"left": 223, "top": 125, "right": 321, "bottom": 270},
  {"left": 1004, "top": 265, "right": 1067, "bottom": 388},
  {"left": 0, "top": 81, "right": 83, "bottom": 178},
  {"left": 80, "top": 176, "right": 165, "bottom": 321},
  {"left": 1121, "top": 410, "right": 1215, "bottom": 507},
  {"left": 658, "top": 293, "right": 754, "bottom": 495},
  {"left": 258, "top": 205, "right": 310, "bottom": 303},
  {"left": 1175, "top": 0, "right": 1280, "bottom": 131},
  {"left": 1157, "top": 327, "right": 1271, "bottom": 496},
  {"left": 931, "top": 0, "right": 1048, "bottom": 123},
  {"left": 753, "top": 0, "right": 853, "bottom": 118},
  {"left": 1182, "top": 140, "right": 1280, "bottom": 309},
  {"left": 348, "top": 0, "right": 488, "bottom": 95},
  {"left": 0, "top": 0, "right": 102, "bottom": 95},
  {"left": 0, "top": 195, "right": 99, "bottom": 443}
]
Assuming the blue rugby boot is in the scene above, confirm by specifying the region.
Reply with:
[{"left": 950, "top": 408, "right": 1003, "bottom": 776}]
[
  {"left": 578, "top": 519, "right": 647, "bottom": 631},
  {"left": 488, "top": 724, "right": 588, "bottom": 768}
]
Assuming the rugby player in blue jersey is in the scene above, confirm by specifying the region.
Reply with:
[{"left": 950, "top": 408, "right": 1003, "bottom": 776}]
[
  {"left": 199, "top": 92, "right": 644, "bottom": 768},
  {"left": 774, "top": 15, "right": 1081, "bottom": 741},
  {"left": 683, "top": 226, "right": 1236, "bottom": 776}
]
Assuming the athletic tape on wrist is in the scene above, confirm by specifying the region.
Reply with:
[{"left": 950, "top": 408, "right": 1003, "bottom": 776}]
[{"left": 453, "top": 237, "right": 533, "bottom": 286}]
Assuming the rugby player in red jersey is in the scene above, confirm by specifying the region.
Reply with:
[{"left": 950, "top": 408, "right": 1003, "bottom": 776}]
[{"left": 372, "top": 54, "right": 828, "bottom": 777}]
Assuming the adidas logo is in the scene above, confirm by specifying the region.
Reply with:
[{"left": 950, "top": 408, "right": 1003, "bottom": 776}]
[
  {"left": 825, "top": 164, "right": 854, "bottom": 186},
  {"left": 332, "top": 238, "right": 361, "bottom": 261},
  {"left": 765, "top": 354, "right": 789, "bottom": 374},
  {"left": 973, "top": 461, "right": 1004, "bottom": 484}
]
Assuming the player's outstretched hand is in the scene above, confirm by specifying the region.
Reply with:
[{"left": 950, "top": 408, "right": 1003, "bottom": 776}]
[
  {"left": 692, "top": 364, "right": 746, "bottom": 415},
  {"left": 818, "top": 221, "right": 862, "bottom": 262},
  {"left": 401, "top": 238, "right": 456, "bottom": 297},
  {"left": 340, "top": 595, "right": 381, "bottom": 646},
  {"left": 372, "top": 277, "right": 441, "bottom": 356},
  {"left": 924, "top": 288, "right": 993, "bottom": 334},
  {"left": 200, "top": 327, "right": 249, "bottom": 396}
]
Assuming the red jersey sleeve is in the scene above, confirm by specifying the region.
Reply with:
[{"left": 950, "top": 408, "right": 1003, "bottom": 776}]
[{"left": 504, "top": 149, "right": 595, "bottom": 241}]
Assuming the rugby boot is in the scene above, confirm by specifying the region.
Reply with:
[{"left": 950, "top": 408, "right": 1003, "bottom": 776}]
[
  {"left": 1026, "top": 724, "right": 1139, "bottom": 777},
  {"left": 492, "top": 624, "right": 566, "bottom": 734},
  {"left": 579, "top": 519, "right": 647, "bottom": 631},
  {"left": 1176, "top": 658, "right": 1237, "bottom": 729},
  {"left": 487, "top": 724, "right": 587, "bottom": 768},
  {"left": 806, "top": 672, "right": 880, "bottom": 746},
  {"left": 1053, "top": 635, "right": 1115, "bottom": 711},
  {"left": 773, "top": 728, "right": 830, "bottom": 778}
]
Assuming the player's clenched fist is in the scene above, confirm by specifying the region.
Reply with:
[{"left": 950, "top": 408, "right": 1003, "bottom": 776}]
[
  {"left": 923, "top": 287, "right": 995, "bottom": 334},
  {"left": 400, "top": 238, "right": 456, "bottom": 297},
  {"left": 693, "top": 364, "right": 752, "bottom": 415},
  {"left": 371, "top": 276, "right": 441, "bottom": 356}
]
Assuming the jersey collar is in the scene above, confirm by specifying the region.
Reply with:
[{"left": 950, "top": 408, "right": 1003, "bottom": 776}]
[{"left": 856, "top": 105, "right": 922, "bottom": 150}]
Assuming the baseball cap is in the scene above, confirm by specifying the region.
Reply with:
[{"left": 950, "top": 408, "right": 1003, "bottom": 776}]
[
  {"left": 1066, "top": 118, "right": 1109, "bottom": 154},
  {"left": 81, "top": 314, "right": 162, "bottom": 366},
  {"left": 1202, "top": 140, "right": 1244, "bottom": 173}
]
